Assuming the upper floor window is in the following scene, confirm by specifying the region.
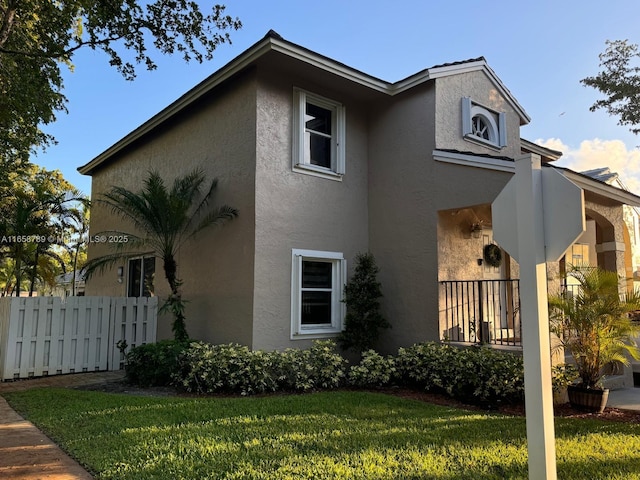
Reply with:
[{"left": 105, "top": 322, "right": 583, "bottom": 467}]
[
  {"left": 292, "top": 88, "right": 345, "bottom": 180},
  {"left": 462, "top": 97, "right": 506, "bottom": 149}
]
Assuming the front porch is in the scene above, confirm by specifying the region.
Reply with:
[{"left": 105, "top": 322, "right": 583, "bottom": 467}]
[
  {"left": 440, "top": 279, "right": 521, "bottom": 347},
  {"left": 436, "top": 192, "right": 636, "bottom": 351}
]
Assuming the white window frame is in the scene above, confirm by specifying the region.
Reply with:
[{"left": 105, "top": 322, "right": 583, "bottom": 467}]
[
  {"left": 462, "top": 97, "right": 507, "bottom": 149},
  {"left": 292, "top": 88, "right": 346, "bottom": 180},
  {"left": 291, "top": 249, "right": 346, "bottom": 339},
  {"left": 127, "top": 255, "right": 155, "bottom": 297}
]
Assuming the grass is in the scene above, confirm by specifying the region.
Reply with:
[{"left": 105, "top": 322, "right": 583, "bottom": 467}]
[{"left": 4, "top": 389, "right": 640, "bottom": 479}]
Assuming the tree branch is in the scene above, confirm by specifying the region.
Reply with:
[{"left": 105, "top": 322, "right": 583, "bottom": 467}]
[{"left": 0, "top": 1, "right": 17, "bottom": 49}]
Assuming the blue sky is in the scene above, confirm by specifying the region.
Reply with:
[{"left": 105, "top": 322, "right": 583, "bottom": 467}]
[{"left": 36, "top": 0, "right": 640, "bottom": 195}]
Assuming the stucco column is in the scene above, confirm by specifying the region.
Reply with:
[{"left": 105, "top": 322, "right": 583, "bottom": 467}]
[
  {"left": 595, "top": 242, "right": 627, "bottom": 286},
  {"left": 595, "top": 241, "right": 635, "bottom": 388}
]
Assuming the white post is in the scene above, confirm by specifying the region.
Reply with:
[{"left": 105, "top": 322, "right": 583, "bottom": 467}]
[{"left": 515, "top": 154, "right": 557, "bottom": 480}]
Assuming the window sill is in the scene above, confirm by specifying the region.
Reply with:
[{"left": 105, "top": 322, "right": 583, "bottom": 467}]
[
  {"left": 293, "top": 163, "right": 343, "bottom": 181},
  {"left": 291, "top": 330, "right": 342, "bottom": 341},
  {"left": 463, "top": 134, "right": 504, "bottom": 151}
]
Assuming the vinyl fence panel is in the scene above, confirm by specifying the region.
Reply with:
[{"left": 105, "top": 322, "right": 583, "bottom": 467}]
[{"left": 0, "top": 296, "right": 158, "bottom": 381}]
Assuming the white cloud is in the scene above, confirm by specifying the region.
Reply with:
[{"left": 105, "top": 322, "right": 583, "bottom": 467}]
[{"left": 535, "top": 138, "right": 640, "bottom": 194}]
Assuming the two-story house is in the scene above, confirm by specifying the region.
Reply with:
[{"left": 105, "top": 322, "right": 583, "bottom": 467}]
[{"left": 79, "top": 30, "right": 640, "bottom": 354}]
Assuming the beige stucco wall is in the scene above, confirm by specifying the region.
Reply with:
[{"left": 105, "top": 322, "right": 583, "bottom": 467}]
[
  {"left": 367, "top": 84, "right": 439, "bottom": 353},
  {"left": 85, "top": 71, "right": 258, "bottom": 345},
  {"left": 251, "top": 67, "right": 370, "bottom": 351},
  {"left": 366, "top": 68, "right": 529, "bottom": 353},
  {"left": 434, "top": 71, "right": 523, "bottom": 160}
]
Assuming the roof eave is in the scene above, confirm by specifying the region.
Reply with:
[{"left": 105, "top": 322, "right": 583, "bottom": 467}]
[
  {"left": 77, "top": 32, "right": 531, "bottom": 176},
  {"left": 520, "top": 138, "right": 563, "bottom": 161},
  {"left": 561, "top": 169, "right": 640, "bottom": 207},
  {"left": 394, "top": 60, "right": 531, "bottom": 125},
  {"left": 78, "top": 34, "right": 391, "bottom": 176}
]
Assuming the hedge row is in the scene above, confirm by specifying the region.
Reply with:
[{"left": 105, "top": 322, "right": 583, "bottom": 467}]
[{"left": 126, "top": 340, "right": 528, "bottom": 406}]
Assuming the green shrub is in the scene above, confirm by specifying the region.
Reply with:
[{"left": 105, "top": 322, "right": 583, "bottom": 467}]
[
  {"left": 396, "top": 342, "right": 524, "bottom": 406},
  {"left": 125, "top": 340, "right": 188, "bottom": 387},
  {"left": 396, "top": 342, "right": 457, "bottom": 391},
  {"left": 338, "top": 253, "right": 390, "bottom": 353},
  {"left": 551, "top": 363, "right": 579, "bottom": 393},
  {"left": 175, "top": 340, "right": 347, "bottom": 395},
  {"left": 174, "top": 342, "right": 279, "bottom": 395},
  {"left": 348, "top": 350, "right": 397, "bottom": 387}
]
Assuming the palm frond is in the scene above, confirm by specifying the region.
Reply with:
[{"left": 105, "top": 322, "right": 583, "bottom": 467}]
[
  {"left": 185, "top": 204, "right": 239, "bottom": 244},
  {"left": 82, "top": 251, "right": 152, "bottom": 280}
]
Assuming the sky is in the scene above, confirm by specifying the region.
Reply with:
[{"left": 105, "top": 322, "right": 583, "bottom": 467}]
[{"left": 34, "top": 0, "right": 640, "bottom": 196}]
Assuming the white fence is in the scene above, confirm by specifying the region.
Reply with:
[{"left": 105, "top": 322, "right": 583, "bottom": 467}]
[{"left": 0, "top": 296, "right": 157, "bottom": 381}]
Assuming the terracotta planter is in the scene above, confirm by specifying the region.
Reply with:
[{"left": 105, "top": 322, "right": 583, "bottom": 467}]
[{"left": 567, "top": 385, "right": 609, "bottom": 413}]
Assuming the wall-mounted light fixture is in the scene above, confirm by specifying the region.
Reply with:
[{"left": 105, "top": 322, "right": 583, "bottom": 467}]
[
  {"left": 470, "top": 223, "right": 483, "bottom": 239},
  {"left": 117, "top": 266, "right": 124, "bottom": 284}
]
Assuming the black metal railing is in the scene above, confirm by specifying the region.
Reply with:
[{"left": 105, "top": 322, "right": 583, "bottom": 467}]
[{"left": 440, "top": 279, "right": 521, "bottom": 347}]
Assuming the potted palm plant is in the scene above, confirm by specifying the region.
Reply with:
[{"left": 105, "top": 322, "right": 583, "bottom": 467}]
[{"left": 548, "top": 266, "right": 640, "bottom": 413}]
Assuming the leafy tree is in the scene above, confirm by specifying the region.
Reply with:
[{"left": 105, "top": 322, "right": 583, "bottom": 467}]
[
  {"left": 0, "top": 1, "right": 241, "bottom": 163},
  {"left": 83, "top": 169, "right": 238, "bottom": 342},
  {"left": 338, "top": 252, "right": 390, "bottom": 353},
  {"left": 0, "top": 165, "right": 85, "bottom": 296},
  {"left": 60, "top": 203, "right": 90, "bottom": 295},
  {"left": 581, "top": 40, "right": 640, "bottom": 135}
]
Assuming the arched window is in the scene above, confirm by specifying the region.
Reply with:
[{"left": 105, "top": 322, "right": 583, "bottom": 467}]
[{"left": 462, "top": 97, "right": 506, "bottom": 148}]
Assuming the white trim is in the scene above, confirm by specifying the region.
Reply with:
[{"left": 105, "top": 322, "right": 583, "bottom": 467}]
[
  {"left": 127, "top": 255, "right": 155, "bottom": 297},
  {"left": 433, "top": 151, "right": 640, "bottom": 208},
  {"left": 433, "top": 149, "right": 515, "bottom": 173},
  {"left": 396, "top": 61, "right": 530, "bottom": 123},
  {"left": 562, "top": 170, "right": 640, "bottom": 207},
  {"left": 79, "top": 35, "right": 530, "bottom": 176},
  {"left": 461, "top": 97, "right": 506, "bottom": 150},
  {"left": 290, "top": 249, "right": 346, "bottom": 339},
  {"left": 292, "top": 88, "right": 345, "bottom": 180}
]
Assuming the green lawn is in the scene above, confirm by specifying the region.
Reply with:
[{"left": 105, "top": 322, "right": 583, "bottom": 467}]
[{"left": 4, "top": 389, "right": 640, "bottom": 479}]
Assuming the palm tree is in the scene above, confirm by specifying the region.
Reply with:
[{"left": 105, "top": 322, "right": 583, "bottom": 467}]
[
  {"left": 549, "top": 266, "right": 640, "bottom": 389},
  {"left": 0, "top": 166, "right": 84, "bottom": 296},
  {"left": 83, "top": 169, "right": 238, "bottom": 342}
]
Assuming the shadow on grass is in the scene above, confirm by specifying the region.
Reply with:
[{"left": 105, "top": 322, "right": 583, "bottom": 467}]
[{"left": 4, "top": 389, "right": 639, "bottom": 480}]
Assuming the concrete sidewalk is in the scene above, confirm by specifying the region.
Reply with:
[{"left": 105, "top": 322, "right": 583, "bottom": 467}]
[
  {"left": 608, "top": 386, "right": 640, "bottom": 411},
  {"left": 0, "top": 372, "right": 125, "bottom": 480}
]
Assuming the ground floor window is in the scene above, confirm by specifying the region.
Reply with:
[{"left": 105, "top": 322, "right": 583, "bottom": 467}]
[
  {"left": 127, "top": 256, "right": 155, "bottom": 297},
  {"left": 291, "top": 249, "right": 346, "bottom": 337}
]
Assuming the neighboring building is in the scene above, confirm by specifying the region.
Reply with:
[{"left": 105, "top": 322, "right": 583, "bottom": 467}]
[
  {"left": 79, "top": 31, "right": 640, "bottom": 354},
  {"left": 581, "top": 167, "right": 640, "bottom": 288},
  {"left": 52, "top": 270, "right": 86, "bottom": 297}
]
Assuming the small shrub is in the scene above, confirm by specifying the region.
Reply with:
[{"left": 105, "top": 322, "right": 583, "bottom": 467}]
[
  {"left": 395, "top": 342, "right": 524, "bottom": 406},
  {"left": 447, "top": 346, "right": 524, "bottom": 406},
  {"left": 174, "top": 342, "right": 278, "bottom": 395},
  {"left": 174, "top": 340, "right": 346, "bottom": 395},
  {"left": 307, "top": 340, "right": 348, "bottom": 389},
  {"left": 395, "top": 342, "right": 457, "bottom": 391},
  {"left": 552, "top": 364, "right": 579, "bottom": 393},
  {"left": 125, "top": 340, "right": 188, "bottom": 387},
  {"left": 348, "top": 350, "right": 396, "bottom": 387},
  {"left": 272, "top": 348, "right": 317, "bottom": 391},
  {"left": 338, "top": 253, "right": 390, "bottom": 353}
]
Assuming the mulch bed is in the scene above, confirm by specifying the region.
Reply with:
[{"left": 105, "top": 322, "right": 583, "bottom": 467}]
[
  {"left": 390, "top": 388, "right": 640, "bottom": 423},
  {"left": 76, "top": 380, "right": 640, "bottom": 423}
]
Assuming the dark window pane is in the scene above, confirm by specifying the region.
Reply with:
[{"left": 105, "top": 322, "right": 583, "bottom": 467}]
[
  {"left": 309, "top": 134, "right": 331, "bottom": 168},
  {"left": 128, "top": 259, "right": 142, "bottom": 297},
  {"left": 305, "top": 103, "right": 331, "bottom": 135},
  {"left": 302, "top": 261, "right": 332, "bottom": 288},
  {"left": 142, "top": 257, "right": 155, "bottom": 297},
  {"left": 301, "top": 291, "right": 332, "bottom": 325}
]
